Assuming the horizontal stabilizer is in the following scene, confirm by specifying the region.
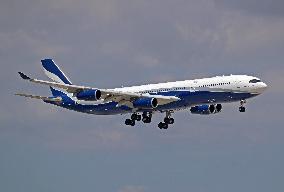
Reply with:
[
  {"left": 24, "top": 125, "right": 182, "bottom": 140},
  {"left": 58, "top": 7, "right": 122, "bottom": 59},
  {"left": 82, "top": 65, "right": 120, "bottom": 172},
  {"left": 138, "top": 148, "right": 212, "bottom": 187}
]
[{"left": 15, "top": 93, "right": 62, "bottom": 102}]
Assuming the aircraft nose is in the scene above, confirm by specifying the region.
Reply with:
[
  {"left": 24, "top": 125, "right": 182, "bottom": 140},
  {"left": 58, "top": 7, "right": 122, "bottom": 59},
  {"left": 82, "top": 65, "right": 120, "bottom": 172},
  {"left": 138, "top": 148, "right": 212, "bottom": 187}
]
[
  {"left": 257, "top": 82, "right": 268, "bottom": 93},
  {"left": 263, "top": 82, "right": 268, "bottom": 88}
]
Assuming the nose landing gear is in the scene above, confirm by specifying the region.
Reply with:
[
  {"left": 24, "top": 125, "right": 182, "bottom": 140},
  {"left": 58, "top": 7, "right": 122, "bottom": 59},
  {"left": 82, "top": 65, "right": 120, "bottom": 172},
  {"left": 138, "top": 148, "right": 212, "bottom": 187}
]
[{"left": 239, "top": 100, "right": 246, "bottom": 112}]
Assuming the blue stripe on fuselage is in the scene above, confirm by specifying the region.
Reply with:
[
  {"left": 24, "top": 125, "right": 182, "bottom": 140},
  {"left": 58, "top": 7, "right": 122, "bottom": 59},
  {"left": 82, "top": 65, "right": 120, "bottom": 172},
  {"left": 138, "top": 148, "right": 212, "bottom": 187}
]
[{"left": 45, "top": 90, "right": 258, "bottom": 115}]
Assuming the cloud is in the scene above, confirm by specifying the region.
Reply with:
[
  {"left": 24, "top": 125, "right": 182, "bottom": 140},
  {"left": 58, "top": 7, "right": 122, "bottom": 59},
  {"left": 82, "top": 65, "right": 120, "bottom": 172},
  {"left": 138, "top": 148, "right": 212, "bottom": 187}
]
[
  {"left": 263, "top": 68, "right": 284, "bottom": 94},
  {"left": 118, "top": 185, "right": 145, "bottom": 192},
  {"left": 44, "top": 126, "right": 142, "bottom": 151},
  {"left": 222, "top": 14, "right": 284, "bottom": 54},
  {"left": 215, "top": 0, "right": 284, "bottom": 17}
]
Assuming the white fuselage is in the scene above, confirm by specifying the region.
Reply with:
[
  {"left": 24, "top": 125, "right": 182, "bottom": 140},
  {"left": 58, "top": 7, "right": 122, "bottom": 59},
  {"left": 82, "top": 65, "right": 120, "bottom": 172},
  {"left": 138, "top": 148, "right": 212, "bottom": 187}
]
[{"left": 114, "top": 75, "right": 267, "bottom": 95}]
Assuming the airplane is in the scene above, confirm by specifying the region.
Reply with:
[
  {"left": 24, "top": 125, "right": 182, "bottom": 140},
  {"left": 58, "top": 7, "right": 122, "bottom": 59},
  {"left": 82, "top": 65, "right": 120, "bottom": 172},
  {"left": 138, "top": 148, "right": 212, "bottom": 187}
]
[{"left": 16, "top": 59, "right": 268, "bottom": 129}]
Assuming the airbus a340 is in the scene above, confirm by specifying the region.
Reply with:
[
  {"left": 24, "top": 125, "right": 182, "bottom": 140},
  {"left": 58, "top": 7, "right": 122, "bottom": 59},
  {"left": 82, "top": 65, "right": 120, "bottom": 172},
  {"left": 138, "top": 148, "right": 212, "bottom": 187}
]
[{"left": 17, "top": 59, "right": 268, "bottom": 129}]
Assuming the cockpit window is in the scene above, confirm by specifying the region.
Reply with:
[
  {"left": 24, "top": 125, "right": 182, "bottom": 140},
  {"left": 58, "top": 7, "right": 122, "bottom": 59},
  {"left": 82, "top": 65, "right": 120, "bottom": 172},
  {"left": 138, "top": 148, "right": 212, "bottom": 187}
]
[{"left": 249, "top": 79, "right": 261, "bottom": 83}]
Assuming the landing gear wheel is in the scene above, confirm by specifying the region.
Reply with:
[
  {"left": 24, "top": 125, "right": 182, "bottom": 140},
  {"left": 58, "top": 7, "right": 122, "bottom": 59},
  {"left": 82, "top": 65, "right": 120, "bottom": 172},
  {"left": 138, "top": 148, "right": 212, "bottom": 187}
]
[
  {"left": 164, "top": 117, "right": 174, "bottom": 124},
  {"left": 131, "top": 113, "right": 137, "bottom": 120},
  {"left": 130, "top": 120, "right": 135, "bottom": 126},
  {"left": 158, "top": 122, "right": 168, "bottom": 129},
  {"left": 239, "top": 106, "right": 246, "bottom": 112},
  {"left": 136, "top": 115, "right": 141, "bottom": 121},
  {"left": 164, "top": 117, "right": 170, "bottom": 124},
  {"left": 125, "top": 119, "right": 131, "bottom": 125},
  {"left": 142, "top": 117, "right": 151, "bottom": 123},
  {"left": 131, "top": 113, "right": 141, "bottom": 121},
  {"left": 125, "top": 119, "right": 135, "bottom": 126}
]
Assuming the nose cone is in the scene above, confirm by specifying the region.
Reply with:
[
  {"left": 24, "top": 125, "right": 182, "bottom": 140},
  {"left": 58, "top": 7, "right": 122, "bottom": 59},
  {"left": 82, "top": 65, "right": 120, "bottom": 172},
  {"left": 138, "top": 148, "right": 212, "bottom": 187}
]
[{"left": 256, "top": 82, "right": 268, "bottom": 93}]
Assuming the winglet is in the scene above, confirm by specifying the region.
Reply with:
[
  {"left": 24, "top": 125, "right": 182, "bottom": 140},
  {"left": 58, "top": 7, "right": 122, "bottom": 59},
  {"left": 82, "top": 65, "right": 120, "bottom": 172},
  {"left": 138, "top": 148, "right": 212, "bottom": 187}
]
[{"left": 18, "top": 72, "right": 31, "bottom": 80}]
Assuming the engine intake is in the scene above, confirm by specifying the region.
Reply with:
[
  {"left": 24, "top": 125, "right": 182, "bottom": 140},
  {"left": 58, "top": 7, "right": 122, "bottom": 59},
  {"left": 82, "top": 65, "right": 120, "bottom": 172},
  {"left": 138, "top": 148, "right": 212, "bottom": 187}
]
[
  {"left": 133, "top": 98, "right": 158, "bottom": 109},
  {"left": 76, "top": 89, "right": 101, "bottom": 101}
]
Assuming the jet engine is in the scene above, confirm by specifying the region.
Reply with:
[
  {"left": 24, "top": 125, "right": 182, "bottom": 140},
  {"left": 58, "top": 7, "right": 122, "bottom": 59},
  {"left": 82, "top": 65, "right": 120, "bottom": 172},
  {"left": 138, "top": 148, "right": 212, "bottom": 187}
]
[
  {"left": 190, "top": 104, "right": 222, "bottom": 115},
  {"left": 76, "top": 89, "right": 102, "bottom": 101},
  {"left": 133, "top": 98, "right": 158, "bottom": 109}
]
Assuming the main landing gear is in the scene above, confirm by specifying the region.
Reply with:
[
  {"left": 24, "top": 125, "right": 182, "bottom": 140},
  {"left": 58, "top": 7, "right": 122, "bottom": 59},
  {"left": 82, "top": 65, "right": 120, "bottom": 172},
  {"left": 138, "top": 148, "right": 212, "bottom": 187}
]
[
  {"left": 125, "top": 112, "right": 152, "bottom": 126},
  {"left": 125, "top": 111, "right": 175, "bottom": 130},
  {"left": 158, "top": 111, "right": 174, "bottom": 130},
  {"left": 239, "top": 100, "right": 246, "bottom": 112}
]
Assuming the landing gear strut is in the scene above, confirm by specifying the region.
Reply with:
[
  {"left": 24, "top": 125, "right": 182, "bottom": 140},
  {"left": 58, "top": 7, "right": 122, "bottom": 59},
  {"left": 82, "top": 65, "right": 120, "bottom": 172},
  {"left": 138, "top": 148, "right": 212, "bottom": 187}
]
[
  {"left": 239, "top": 100, "right": 246, "bottom": 112},
  {"left": 158, "top": 111, "right": 174, "bottom": 129}
]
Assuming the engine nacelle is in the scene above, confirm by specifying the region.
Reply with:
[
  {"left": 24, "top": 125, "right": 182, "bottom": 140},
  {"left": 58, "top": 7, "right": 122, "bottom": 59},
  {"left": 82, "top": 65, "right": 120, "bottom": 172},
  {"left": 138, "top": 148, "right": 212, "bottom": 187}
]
[
  {"left": 76, "top": 89, "right": 101, "bottom": 101},
  {"left": 190, "top": 104, "right": 222, "bottom": 115},
  {"left": 133, "top": 98, "right": 158, "bottom": 109}
]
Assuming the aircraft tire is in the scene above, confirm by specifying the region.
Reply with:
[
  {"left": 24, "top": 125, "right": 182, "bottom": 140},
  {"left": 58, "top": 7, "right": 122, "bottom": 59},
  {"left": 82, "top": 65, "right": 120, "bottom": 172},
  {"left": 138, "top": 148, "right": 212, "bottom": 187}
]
[{"left": 239, "top": 106, "right": 246, "bottom": 112}]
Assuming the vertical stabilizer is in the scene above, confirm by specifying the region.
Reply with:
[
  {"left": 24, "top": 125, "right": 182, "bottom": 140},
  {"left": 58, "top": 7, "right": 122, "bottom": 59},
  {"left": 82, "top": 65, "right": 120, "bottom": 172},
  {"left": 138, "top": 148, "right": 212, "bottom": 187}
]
[{"left": 41, "top": 59, "right": 72, "bottom": 85}]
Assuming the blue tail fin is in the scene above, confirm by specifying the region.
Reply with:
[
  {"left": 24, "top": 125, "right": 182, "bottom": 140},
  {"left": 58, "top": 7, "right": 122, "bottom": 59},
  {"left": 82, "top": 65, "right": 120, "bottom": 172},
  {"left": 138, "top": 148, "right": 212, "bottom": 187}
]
[{"left": 41, "top": 59, "right": 72, "bottom": 85}]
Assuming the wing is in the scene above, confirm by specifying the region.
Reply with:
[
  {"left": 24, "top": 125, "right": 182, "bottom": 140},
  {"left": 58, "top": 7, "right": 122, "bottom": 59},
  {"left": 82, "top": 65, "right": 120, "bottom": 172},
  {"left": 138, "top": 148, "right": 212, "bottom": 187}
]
[{"left": 18, "top": 72, "right": 180, "bottom": 107}]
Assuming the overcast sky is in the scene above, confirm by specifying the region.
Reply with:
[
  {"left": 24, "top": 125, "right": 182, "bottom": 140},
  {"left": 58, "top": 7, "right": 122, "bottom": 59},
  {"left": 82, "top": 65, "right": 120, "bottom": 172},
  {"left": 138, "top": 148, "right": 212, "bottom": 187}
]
[{"left": 1, "top": 0, "right": 284, "bottom": 192}]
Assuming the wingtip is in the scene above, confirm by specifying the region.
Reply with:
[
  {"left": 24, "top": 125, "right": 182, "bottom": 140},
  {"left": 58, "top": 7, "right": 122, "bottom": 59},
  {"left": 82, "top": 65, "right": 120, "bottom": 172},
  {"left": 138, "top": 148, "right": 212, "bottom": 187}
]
[
  {"left": 15, "top": 93, "right": 23, "bottom": 97},
  {"left": 18, "top": 72, "right": 31, "bottom": 80}
]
